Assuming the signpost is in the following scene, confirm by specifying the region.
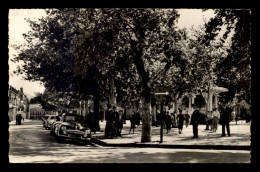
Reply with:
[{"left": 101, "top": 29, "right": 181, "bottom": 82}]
[
  {"left": 160, "top": 101, "right": 164, "bottom": 143},
  {"left": 154, "top": 87, "right": 170, "bottom": 143}
]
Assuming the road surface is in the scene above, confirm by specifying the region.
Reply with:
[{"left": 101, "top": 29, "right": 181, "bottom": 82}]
[{"left": 8, "top": 120, "right": 250, "bottom": 163}]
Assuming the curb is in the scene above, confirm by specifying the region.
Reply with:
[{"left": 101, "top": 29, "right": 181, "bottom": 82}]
[{"left": 91, "top": 137, "right": 250, "bottom": 150}]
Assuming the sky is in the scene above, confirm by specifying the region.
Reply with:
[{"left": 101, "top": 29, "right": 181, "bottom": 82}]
[{"left": 8, "top": 9, "right": 216, "bottom": 99}]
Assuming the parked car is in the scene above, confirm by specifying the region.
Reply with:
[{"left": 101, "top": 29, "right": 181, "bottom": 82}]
[
  {"left": 52, "top": 113, "right": 91, "bottom": 143},
  {"left": 43, "top": 115, "right": 56, "bottom": 129},
  {"left": 50, "top": 117, "right": 62, "bottom": 136},
  {"left": 46, "top": 115, "right": 61, "bottom": 129}
]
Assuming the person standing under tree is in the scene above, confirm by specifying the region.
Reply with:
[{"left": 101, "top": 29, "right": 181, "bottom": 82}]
[
  {"left": 105, "top": 104, "right": 115, "bottom": 138},
  {"left": 171, "top": 111, "right": 177, "bottom": 128},
  {"left": 220, "top": 103, "right": 232, "bottom": 137},
  {"left": 135, "top": 111, "right": 141, "bottom": 126},
  {"left": 212, "top": 108, "right": 220, "bottom": 132},
  {"left": 99, "top": 106, "right": 104, "bottom": 122},
  {"left": 115, "top": 109, "right": 123, "bottom": 137},
  {"left": 184, "top": 110, "right": 190, "bottom": 128},
  {"left": 92, "top": 108, "right": 100, "bottom": 134},
  {"left": 86, "top": 107, "right": 94, "bottom": 132},
  {"left": 129, "top": 113, "right": 136, "bottom": 134},
  {"left": 16, "top": 108, "right": 22, "bottom": 125},
  {"left": 177, "top": 109, "right": 185, "bottom": 134},
  {"left": 235, "top": 114, "right": 239, "bottom": 125},
  {"left": 165, "top": 111, "right": 172, "bottom": 134},
  {"left": 190, "top": 105, "right": 201, "bottom": 138},
  {"left": 205, "top": 111, "right": 212, "bottom": 130}
]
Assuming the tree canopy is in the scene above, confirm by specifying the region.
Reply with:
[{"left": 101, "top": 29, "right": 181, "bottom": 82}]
[
  {"left": 203, "top": 9, "right": 251, "bottom": 104},
  {"left": 11, "top": 8, "right": 251, "bottom": 142}
]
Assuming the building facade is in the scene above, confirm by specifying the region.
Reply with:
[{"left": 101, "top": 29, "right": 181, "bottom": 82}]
[
  {"left": 29, "top": 103, "right": 46, "bottom": 119},
  {"left": 8, "top": 85, "right": 30, "bottom": 121}
]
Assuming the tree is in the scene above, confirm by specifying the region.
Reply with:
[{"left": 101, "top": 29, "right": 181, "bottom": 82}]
[
  {"left": 30, "top": 91, "right": 58, "bottom": 111},
  {"left": 88, "top": 9, "right": 181, "bottom": 142},
  {"left": 11, "top": 9, "right": 106, "bottom": 116},
  {"left": 202, "top": 9, "right": 251, "bottom": 105},
  {"left": 12, "top": 9, "right": 186, "bottom": 143}
]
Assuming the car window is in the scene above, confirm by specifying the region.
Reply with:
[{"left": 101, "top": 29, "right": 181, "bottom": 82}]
[{"left": 50, "top": 116, "right": 56, "bottom": 119}]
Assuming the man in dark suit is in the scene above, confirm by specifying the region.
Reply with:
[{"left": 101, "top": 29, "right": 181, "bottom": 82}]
[
  {"left": 190, "top": 105, "right": 201, "bottom": 138},
  {"left": 220, "top": 103, "right": 232, "bottom": 137}
]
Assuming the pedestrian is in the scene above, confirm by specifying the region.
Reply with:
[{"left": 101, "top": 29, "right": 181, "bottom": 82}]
[
  {"left": 165, "top": 112, "right": 172, "bottom": 134},
  {"left": 177, "top": 109, "right": 185, "bottom": 134},
  {"left": 184, "top": 110, "right": 190, "bottom": 128},
  {"left": 212, "top": 108, "right": 220, "bottom": 132},
  {"left": 105, "top": 104, "right": 115, "bottom": 138},
  {"left": 190, "top": 105, "right": 201, "bottom": 138},
  {"left": 87, "top": 107, "right": 94, "bottom": 131},
  {"left": 16, "top": 108, "right": 22, "bottom": 125},
  {"left": 112, "top": 106, "right": 119, "bottom": 136},
  {"left": 92, "top": 109, "right": 100, "bottom": 134},
  {"left": 135, "top": 111, "right": 141, "bottom": 126},
  {"left": 209, "top": 111, "right": 214, "bottom": 131},
  {"left": 17, "top": 114, "right": 22, "bottom": 125},
  {"left": 129, "top": 113, "right": 136, "bottom": 134},
  {"left": 220, "top": 103, "right": 232, "bottom": 137},
  {"left": 171, "top": 112, "right": 177, "bottom": 128},
  {"left": 115, "top": 109, "right": 124, "bottom": 137},
  {"left": 99, "top": 107, "right": 104, "bottom": 122},
  {"left": 235, "top": 114, "right": 239, "bottom": 125}
]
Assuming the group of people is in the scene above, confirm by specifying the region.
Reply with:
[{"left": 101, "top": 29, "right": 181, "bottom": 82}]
[
  {"left": 205, "top": 108, "right": 220, "bottom": 132},
  {"left": 85, "top": 107, "right": 100, "bottom": 134},
  {"left": 161, "top": 110, "right": 190, "bottom": 134},
  {"left": 104, "top": 104, "right": 124, "bottom": 138},
  {"left": 15, "top": 108, "right": 24, "bottom": 125},
  {"left": 153, "top": 102, "right": 233, "bottom": 139},
  {"left": 190, "top": 103, "right": 233, "bottom": 138},
  {"left": 16, "top": 114, "right": 23, "bottom": 125},
  {"left": 85, "top": 101, "right": 234, "bottom": 139}
]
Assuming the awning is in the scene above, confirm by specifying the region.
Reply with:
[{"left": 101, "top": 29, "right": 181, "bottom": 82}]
[{"left": 211, "top": 87, "right": 228, "bottom": 93}]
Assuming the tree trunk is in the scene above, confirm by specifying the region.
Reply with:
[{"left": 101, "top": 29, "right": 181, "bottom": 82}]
[
  {"left": 151, "top": 98, "right": 156, "bottom": 125},
  {"left": 141, "top": 97, "right": 152, "bottom": 143},
  {"left": 93, "top": 97, "right": 100, "bottom": 131},
  {"left": 109, "top": 77, "right": 116, "bottom": 106},
  {"left": 129, "top": 38, "right": 151, "bottom": 143}
]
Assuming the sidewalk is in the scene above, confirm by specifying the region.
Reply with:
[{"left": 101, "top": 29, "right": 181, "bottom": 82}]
[
  {"left": 91, "top": 120, "right": 251, "bottom": 150},
  {"left": 9, "top": 119, "right": 33, "bottom": 125}
]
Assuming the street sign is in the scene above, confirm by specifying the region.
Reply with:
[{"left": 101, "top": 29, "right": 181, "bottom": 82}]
[
  {"left": 154, "top": 87, "right": 170, "bottom": 102},
  {"left": 154, "top": 92, "right": 169, "bottom": 95}
]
